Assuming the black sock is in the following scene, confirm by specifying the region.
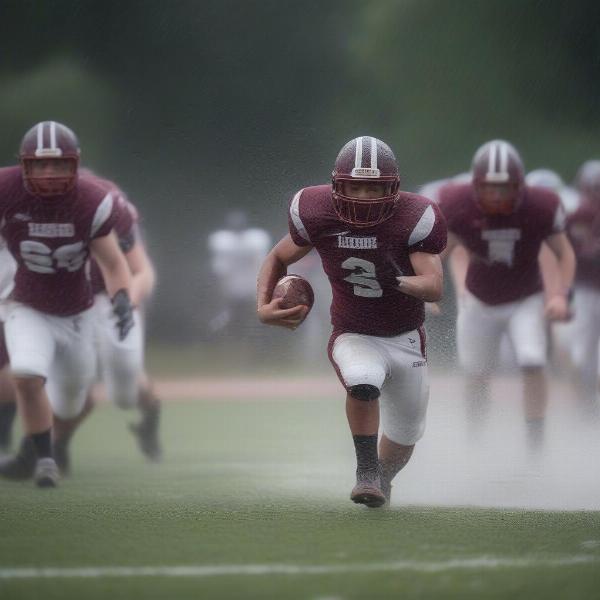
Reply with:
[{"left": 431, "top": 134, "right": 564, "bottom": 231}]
[
  {"left": 31, "top": 429, "right": 52, "bottom": 459},
  {"left": 0, "top": 402, "right": 17, "bottom": 448},
  {"left": 352, "top": 434, "right": 379, "bottom": 477}
]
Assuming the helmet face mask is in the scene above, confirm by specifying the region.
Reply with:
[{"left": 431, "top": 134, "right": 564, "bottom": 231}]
[
  {"left": 332, "top": 136, "right": 400, "bottom": 227},
  {"left": 474, "top": 181, "right": 520, "bottom": 216},
  {"left": 19, "top": 121, "right": 80, "bottom": 197},
  {"left": 472, "top": 139, "right": 524, "bottom": 216},
  {"left": 21, "top": 157, "right": 79, "bottom": 196}
]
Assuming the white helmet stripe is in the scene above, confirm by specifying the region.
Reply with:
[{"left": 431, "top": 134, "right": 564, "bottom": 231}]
[
  {"left": 36, "top": 123, "right": 44, "bottom": 153},
  {"left": 485, "top": 141, "right": 510, "bottom": 182},
  {"left": 354, "top": 137, "right": 363, "bottom": 169},
  {"left": 370, "top": 137, "right": 378, "bottom": 170},
  {"left": 499, "top": 142, "right": 508, "bottom": 173},
  {"left": 50, "top": 121, "right": 57, "bottom": 150},
  {"left": 488, "top": 142, "right": 497, "bottom": 176}
]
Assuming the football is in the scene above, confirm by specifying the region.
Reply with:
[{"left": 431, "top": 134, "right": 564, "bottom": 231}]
[{"left": 272, "top": 274, "right": 314, "bottom": 313}]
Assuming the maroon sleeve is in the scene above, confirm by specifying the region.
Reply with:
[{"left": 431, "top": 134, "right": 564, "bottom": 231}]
[
  {"left": 436, "top": 183, "right": 463, "bottom": 234},
  {"left": 112, "top": 195, "right": 137, "bottom": 252},
  {"left": 408, "top": 201, "right": 447, "bottom": 254},
  {"left": 287, "top": 188, "right": 312, "bottom": 247},
  {"left": 532, "top": 188, "right": 566, "bottom": 238},
  {"left": 90, "top": 191, "right": 120, "bottom": 240}
]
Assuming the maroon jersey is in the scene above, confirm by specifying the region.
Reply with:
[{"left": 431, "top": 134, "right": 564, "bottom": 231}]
[
  {"left": 438, "top": 183, "right": 565, "bottom": 305},
  {"left": 82, "top": 174, "right": 139, "bottom": 295},
  {"left": 567, "top": 199, "right": 600, "bottom": 289},
  {"left": 288, "top": 185, "right": 447, "bottom": 337},
  {"left": 0, "top": 166, "right": 118, "bottom": 316}
]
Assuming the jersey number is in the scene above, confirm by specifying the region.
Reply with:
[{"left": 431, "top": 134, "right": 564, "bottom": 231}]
[
  {"left": 20, "top": 240, "right": 87, "bottom": 274},
  {"left": 342, "top": 257, "right": 382, "bottom": 298}
]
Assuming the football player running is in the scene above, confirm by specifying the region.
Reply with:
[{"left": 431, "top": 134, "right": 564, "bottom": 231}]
[
  {"left": 0, "top": 171, "right": 161, "bottom": 475},
  {"left": 0, "top": 121, "right": 133, "bottom": 487},
  {"left": 437, "top": 140, "right": 576, "bottom": 451},
  {"left": 51, "top": 170, "right": 160, "bottom": 473},
  {"left": 257, "top": 136, "right": 447, "bottom": 507},
  {"left": 565, "top": 160, "right": 600, "bottom": 411},
  {"left": 0, "top": 241, "right": 17, "bottom": 453}
]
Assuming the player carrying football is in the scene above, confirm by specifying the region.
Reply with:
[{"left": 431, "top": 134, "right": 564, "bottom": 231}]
[{"left": 257, "top": 136, "right": 447, "bottom": 507}]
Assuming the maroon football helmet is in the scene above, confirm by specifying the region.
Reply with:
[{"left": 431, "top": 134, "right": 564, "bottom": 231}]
[
  {"left": 19, "top": 121, "right": 80, "bottom": 196},
  {"left": 472, "top": 140, "right": 524, "bottom": 216},
  {"left": 332, "top": 136, "right": 400, "bottom": 227},
  {"left": 574, "top": 160, "right": 600, "bottom": 204}
]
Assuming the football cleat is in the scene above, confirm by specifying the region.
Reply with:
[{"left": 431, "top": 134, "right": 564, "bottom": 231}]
[
  {"left": 128, "top": 403, "right": 162, "bottom": 462},
  {"left": 0, "top": 436, "right": 36, "bottom": 480},
  {"left": 34, "top": 457, "right": 59, "bottom": 488},
  {"left": 350, "top": 471, "right": 387, "bottom": 508}
]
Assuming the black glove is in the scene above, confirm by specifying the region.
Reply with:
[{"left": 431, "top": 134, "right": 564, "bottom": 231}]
[{"left": 111, "top": 289, "right": 134, "bottom": 341}]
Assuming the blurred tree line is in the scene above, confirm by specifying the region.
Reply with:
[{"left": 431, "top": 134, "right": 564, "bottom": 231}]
[{"left": 0, "top": 0, "right": 599, "bottom": 340}]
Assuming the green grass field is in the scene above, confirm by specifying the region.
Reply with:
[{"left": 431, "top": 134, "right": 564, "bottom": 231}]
[{"left": 1, "top": 395, "right": 599, "bottom": 600}]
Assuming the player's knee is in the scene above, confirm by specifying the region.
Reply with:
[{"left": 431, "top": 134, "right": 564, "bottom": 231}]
[{"left": 349, "top": 384, "right": 381, "bottom": 402}]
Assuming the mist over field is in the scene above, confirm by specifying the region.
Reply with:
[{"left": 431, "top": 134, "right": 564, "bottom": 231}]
[{"left": 2, "top": 2, "right": 600, "bottom": 599}]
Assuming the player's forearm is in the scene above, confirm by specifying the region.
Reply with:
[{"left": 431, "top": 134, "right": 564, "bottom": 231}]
[
  {"left": 397, "top": 273, "right": 443, "bottom": 302},
  {"left": 130, "top": 267, "right": 156, "bottom": 306},
  {"left": 448, "top": 246, "right": 469, "bottom": 299},
  {"left": 556, "top": 247, "right": 576, "bottom": 296},
  {"left": 100, "top": 256, "right": 132, "bottom": 298},
  {"left": 256, "top": 252, "right": 287, "bottom": 309}
]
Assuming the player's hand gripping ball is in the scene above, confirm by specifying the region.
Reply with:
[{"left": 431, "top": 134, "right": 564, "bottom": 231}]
[{"left": 272, "top": 275, "right": 314, "bottom": 321}]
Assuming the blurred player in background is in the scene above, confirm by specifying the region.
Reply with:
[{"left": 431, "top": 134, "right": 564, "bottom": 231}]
[
  {"left": 564, "top": 160, "right": 600, "bottom": 411},
  {"left": 0, "top": 240, "right": 17, "bottom": 453},
  {"left": 0, "top": 121, "right": 133, "bottom": 487},
  {"left": 258, "top": 136, "right": 446, "bottom": 508},
  {"left": 52, "top": 170, "right": 160, "bottom": 473},
  {"left": 207, "top": 209, "right": 271, "bottom": 338},
  {"left": 0, "top": 170, "right": 161, "bottom": 477},
  {"left": 438, "top": 140, "right": 576, "bottom": 451},
  {"left": 524, "top": 169, "right": 580, "bottom": 377}
]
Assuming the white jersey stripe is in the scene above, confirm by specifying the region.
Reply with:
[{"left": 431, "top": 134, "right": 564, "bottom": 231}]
[
  {"left": 408, "top": 205, "right": 436, "bottom": 246},
  {"left": 289, "top": 189, "right": 310, "bottom": 242},
  {"left": 90, "top": 192, "right": 114, "bottom": 238}
]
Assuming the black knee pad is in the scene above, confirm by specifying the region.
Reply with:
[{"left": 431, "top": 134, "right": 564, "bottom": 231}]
[{"left": 349, "top": 384, "right": 380, "bottom": 402}]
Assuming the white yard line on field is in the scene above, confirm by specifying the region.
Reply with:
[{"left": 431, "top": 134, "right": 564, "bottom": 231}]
[{"left": 0, "top": 556, "right": 597, "bottom": 579}]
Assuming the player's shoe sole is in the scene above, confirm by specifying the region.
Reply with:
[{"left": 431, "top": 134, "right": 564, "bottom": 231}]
[
  {"left": 34, "top": 458, "right": 59, "bottom": 488},
  {"left": 350, "top": 481, "right": 387, "bottom": 508}
]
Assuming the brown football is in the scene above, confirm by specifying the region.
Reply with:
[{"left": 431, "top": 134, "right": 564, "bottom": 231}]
[{"left": 272, "top": 274, "right": 314, "bottom": 313}]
